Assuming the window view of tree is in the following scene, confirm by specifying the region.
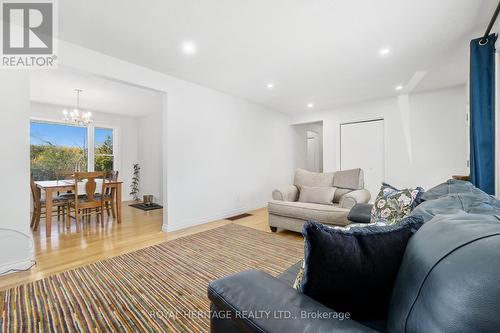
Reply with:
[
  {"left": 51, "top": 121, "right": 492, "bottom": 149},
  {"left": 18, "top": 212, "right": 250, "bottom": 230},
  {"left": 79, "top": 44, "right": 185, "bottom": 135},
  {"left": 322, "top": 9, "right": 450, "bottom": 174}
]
[
  {"left": 30, "top": 121, "right": 88, "bottom": 181},
  {"left": 94, "top": 128, "right": 114, "bottom": 172}
]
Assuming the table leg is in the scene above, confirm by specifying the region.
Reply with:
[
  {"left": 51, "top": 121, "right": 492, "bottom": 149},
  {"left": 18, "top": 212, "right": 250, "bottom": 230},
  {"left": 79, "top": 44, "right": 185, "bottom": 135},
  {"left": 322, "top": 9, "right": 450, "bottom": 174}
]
[
  {"left": 116, "top": 184, "right": 122, "bottom": 223},
  {"left": 45, "top": 188, "right": 53, "bottom": 237}
]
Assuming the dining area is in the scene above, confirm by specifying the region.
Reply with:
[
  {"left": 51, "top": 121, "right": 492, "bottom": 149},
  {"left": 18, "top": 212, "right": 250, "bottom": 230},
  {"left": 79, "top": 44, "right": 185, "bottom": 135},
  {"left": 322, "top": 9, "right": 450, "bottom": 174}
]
[{"left": 30, "top": 171, "right": 123, "bottom": 237}]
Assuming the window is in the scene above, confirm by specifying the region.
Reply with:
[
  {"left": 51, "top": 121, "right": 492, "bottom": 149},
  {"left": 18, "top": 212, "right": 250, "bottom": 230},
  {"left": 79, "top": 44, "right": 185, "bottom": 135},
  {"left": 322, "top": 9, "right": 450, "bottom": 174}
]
[
  {"left": 30, "top": 121, "right": 88, "bottom": 180},
  {"left": 94, "top": 127, "right": 114, "bottom": 172},
  {"left": 30, "top": 120, "right": 116, "bottom": 180}
]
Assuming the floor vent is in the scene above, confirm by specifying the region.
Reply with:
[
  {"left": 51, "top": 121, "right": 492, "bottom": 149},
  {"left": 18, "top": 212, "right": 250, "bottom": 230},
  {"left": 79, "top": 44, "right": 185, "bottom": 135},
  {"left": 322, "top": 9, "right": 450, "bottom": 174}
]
[{"left": 226, "top": 213, "right": 252, "bottom": 221}]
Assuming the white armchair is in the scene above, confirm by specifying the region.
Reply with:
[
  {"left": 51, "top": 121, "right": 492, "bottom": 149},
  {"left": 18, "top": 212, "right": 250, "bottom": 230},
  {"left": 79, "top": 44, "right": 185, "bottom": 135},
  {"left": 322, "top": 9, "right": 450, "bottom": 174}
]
[{"left": 268, "top": 168, "right": 371, "bottom": 233}]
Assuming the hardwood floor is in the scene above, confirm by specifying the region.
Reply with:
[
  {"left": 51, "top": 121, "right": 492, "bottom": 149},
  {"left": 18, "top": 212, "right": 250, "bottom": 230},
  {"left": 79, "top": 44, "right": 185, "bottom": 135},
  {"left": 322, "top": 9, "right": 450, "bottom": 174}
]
[{"left": 0, "top": 203, "right": 301, "bottom": 291}]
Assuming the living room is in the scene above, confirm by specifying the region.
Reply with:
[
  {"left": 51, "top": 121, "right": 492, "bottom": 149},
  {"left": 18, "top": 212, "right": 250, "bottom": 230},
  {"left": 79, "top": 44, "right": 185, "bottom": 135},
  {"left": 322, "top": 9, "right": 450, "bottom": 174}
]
[{"left": 0, "top": 1, "right": 500, "bottom": 332}]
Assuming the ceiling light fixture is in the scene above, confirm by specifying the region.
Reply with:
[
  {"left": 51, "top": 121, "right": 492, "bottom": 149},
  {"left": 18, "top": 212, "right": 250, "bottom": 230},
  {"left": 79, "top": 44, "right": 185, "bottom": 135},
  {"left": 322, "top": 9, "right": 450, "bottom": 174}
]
[
  {"left": 379, "top": 48, "right": 390, "bottom": 56},
  {"left": 395, "top": 85, "right": 403, "bottom": 91},
  {"left": 267, "top": 83, "right": 274, "bottom": 89},
  {"left": 307, "top": 103, "right": 314, "bottom": 109},
  {"left": 181, "top": 41, "right": 197, "bottom": 55},
  {"left": 62, "top": 89, "right": 92, "bottom": 126}
]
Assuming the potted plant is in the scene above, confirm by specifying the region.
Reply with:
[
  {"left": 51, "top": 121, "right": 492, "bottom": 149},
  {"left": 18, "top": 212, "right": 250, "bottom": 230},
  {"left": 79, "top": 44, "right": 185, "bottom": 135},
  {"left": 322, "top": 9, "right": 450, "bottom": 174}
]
[{"left": 130, "top": 163, "right": 140, "bottom": 201}]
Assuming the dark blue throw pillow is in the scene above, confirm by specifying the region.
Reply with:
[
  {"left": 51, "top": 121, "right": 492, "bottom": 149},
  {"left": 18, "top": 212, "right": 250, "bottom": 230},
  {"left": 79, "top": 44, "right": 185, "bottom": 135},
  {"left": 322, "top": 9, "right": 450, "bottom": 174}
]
[{"left": 300, "top": 216, "right": 424, "bottom": 321}]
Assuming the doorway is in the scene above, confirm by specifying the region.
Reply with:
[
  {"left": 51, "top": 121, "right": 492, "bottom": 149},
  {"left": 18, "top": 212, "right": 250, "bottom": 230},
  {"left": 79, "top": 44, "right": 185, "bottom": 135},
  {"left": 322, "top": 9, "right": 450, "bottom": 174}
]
[
  {"left": 340, "top": 119, "right": 385, "bottom": 201},
  {"left": 306, "top": 131, "right": 321, "bottom": 172},
  {"left": 293, "top": 121, "right": 323, "bottom": 172}
]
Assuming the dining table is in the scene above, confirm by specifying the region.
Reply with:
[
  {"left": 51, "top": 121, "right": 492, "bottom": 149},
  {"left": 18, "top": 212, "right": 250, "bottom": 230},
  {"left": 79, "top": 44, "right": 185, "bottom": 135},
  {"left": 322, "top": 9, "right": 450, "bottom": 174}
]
[{"left": 35, "top": 179, "right": 123, "bottom": 237}]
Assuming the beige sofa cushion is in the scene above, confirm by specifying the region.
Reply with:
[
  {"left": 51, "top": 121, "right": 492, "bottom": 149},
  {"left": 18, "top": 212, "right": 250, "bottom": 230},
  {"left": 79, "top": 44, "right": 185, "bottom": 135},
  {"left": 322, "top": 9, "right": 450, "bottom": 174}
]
[
  {"left": 294, "top": 169, "right": 335, "bottom": 189},
  {"left": 268, "top": 200, "right": 350, "bottom": 226},
  {"left": 333, "top": 168, "right": 364, "bottom": 190},
  {"left": 298, "top": 186, "right": 336, "bottom": 205}
]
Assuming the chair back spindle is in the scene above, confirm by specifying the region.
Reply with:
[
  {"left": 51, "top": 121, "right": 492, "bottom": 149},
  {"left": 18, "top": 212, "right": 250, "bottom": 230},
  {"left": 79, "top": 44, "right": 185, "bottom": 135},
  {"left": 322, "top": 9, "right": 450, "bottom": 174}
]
[{"left": 73, "top": 171, "right": 106, "bottom": 203}]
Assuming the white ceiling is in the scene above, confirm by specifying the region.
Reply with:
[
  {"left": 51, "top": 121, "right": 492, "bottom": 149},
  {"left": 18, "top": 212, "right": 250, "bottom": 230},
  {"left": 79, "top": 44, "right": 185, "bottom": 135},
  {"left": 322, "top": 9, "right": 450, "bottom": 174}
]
[
  {"left": 58, "top": 0, "right": 497, "bottom": 113},
  {"left": 30, "top": 69, "right": 164, "bottom": 117}
]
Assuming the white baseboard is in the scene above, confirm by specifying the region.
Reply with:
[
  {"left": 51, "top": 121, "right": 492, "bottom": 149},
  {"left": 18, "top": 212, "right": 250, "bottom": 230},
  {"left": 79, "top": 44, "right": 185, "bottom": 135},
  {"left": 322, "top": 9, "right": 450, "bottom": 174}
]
[
  {"left": 0, "top": 228, "right": 36, "bottom": 276},
  {"left": 162, "top": 202, "right": 268, "bottom": 233},
  {"left": 0, "top": 258, "right": 35, "bottom": 276}
]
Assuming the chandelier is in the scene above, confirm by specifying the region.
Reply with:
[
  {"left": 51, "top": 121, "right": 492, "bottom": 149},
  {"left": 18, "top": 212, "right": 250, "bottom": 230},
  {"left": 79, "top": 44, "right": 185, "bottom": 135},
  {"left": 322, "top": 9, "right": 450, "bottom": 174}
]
[{"left": 62, "top": 89, "right": 92, "bottom": 126}]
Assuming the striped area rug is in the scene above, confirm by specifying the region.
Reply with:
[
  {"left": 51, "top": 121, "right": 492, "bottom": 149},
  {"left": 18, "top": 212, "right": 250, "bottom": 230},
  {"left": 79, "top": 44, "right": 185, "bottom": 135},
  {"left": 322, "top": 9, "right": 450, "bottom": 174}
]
[{"left": 0, "top": 224, "right": 303, "bottom": 332}]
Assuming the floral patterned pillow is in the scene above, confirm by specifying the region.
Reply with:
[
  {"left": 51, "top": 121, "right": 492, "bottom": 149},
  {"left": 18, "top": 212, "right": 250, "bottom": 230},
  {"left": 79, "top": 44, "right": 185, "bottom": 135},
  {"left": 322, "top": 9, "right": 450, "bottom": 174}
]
[
  {"left": 293, "top": 259, "right": 305, "bottom": 290},
  {"left": 370, "top": 184, "right": 420, "bottom": 224}
]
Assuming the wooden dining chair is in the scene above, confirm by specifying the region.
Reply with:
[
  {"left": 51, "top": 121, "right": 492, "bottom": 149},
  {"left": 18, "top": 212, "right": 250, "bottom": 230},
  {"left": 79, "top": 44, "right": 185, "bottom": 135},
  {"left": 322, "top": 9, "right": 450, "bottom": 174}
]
[
  {"left": 30, "top": 173, "right": 68, "bottom": 231},
  {"left": 100, "top": 171, "right": 119, "bottom": 218},
  {"left": 55, "top": 169, "right": 74, "bottom": 181},
  {"left": 53, "top": 169, "right": 75, "bottom": 217},
  {"left": 66, "top": 171, "right": 106, "bottom": 225}
]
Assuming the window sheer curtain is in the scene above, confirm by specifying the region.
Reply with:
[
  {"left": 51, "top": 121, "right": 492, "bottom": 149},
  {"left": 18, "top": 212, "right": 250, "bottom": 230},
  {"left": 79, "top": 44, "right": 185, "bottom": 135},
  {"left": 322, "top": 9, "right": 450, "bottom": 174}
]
[{"left": 470, "top": 33, "right": 497, "bottom": 194}]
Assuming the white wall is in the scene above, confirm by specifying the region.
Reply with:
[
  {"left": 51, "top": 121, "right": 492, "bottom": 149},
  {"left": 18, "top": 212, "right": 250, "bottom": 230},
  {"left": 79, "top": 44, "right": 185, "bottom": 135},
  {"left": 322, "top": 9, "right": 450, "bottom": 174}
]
[
  {"left": 138, "top": 111, "right": 164, "bottom": 204},
  {"left": 292, "top": 122, "right": 323, "bottom": 171},
  {"left": 291, "top": 85, "right": 468, "bottom": 190},
  {"left": 30, "top": 102, "right": 139, "bottom": 202},
  {"left": 166, "top": 87, "right": 294, "bottom": 230},
  {"left": 0, "top": 72, "right": 35, "bottom": 275}
]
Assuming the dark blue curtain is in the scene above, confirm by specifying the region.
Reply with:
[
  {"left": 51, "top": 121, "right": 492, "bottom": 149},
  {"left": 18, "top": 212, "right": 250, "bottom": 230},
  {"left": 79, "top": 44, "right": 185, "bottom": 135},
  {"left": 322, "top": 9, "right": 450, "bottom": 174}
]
[{"left": 470, "top": 33, "right": 496, "bottom": 194}]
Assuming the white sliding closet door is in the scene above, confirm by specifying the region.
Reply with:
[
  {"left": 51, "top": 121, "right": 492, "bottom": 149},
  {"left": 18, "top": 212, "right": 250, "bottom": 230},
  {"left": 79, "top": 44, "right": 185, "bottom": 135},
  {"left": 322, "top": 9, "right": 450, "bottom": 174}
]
[{"left": 340, "top": 119, "right": 385, "bottom": 201}]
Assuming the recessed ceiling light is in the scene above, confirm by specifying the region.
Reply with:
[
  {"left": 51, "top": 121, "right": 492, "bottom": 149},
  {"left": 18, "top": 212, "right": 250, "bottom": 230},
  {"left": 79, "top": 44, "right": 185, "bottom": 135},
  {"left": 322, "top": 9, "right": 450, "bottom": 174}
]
[
  {"left": 395, "top": 85, "right": 403, "bottom": 91},
  {"left": 307, "top": 103, "right": 314, "bottom": 109},
  {"left": 379, "top": 48, "right": 390, "bottom": 56},
  {"left": 267, "top": 83, "right": 274, "bottom": 89},
  {"left": 181, "top": 41, "right": 197, "bottom": 55}
]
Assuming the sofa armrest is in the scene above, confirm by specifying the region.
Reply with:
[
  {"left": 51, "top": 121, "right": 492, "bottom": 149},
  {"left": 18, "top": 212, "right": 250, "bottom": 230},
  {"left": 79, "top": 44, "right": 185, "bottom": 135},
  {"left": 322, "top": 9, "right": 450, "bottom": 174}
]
[
  {"left": 272, "top": 185, "right": 299, "bottom": 202},
  {"left": 347, "top": 203, "right": 374, "bottom": 223},
  {"left": 208, "top": 269, "right": 378, "bottom": 333},
  {"left": 339, "top": 189, "right": 371, "bottom": 209}
]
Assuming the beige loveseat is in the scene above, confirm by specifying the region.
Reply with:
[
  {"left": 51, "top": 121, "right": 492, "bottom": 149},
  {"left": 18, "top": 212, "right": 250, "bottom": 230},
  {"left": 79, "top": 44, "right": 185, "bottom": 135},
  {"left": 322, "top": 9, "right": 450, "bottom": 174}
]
[{"left": 268, "top": 168, "right": 371, "bottom": 233}]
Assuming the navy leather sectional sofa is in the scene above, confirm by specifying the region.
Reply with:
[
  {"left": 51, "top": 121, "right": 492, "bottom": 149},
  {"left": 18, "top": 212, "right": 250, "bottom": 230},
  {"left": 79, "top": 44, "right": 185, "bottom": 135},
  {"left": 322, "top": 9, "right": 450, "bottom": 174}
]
[{"left": 208, "top": 180, "right": 500, "bottom": 333}]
